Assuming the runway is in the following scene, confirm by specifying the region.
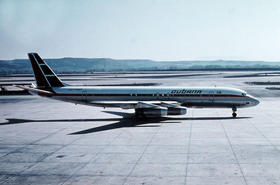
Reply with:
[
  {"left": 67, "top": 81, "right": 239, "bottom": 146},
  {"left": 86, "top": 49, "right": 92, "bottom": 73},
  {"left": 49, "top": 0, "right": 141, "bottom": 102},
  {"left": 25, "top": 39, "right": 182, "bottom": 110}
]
[{"left": 0, "top": 71, "right": 280, "bottom": 185}]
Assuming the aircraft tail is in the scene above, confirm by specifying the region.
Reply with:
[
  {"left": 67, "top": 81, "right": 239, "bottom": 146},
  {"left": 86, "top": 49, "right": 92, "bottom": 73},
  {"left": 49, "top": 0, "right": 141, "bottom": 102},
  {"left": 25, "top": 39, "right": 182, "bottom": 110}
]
[{"left": 28, "top": 53, "right": 64, "bottom": 91}]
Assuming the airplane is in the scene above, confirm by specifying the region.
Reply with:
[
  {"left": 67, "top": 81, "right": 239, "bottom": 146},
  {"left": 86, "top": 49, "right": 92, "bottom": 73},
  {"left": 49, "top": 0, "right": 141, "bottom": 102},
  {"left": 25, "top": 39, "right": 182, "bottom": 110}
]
[{"left": 18, "top": 53, "right": 260, "bottom": 118}]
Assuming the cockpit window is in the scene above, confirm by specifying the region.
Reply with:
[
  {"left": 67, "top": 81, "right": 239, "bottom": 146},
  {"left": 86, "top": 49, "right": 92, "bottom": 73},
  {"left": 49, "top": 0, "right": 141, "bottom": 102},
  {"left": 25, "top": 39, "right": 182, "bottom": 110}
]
[{"left": 242, "top": 93, "right": 246, "bottom": 96}]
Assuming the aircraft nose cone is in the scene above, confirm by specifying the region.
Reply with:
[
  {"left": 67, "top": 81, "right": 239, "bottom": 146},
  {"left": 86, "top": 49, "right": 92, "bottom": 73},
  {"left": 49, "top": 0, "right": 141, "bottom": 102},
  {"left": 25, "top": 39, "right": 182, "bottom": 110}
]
[
  {"left": 247, "top": 95, "right": 260, "bottom": 106},
  {"left": 251, "top": 97, "right": 260, "bottom": 106},
  {"left": 254, "top": 98, "right": 260, "bottom": 105}
]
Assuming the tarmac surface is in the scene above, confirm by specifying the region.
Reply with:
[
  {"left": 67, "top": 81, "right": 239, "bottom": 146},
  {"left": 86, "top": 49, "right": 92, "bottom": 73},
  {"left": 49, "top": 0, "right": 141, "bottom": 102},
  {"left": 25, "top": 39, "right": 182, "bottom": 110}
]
[{"left": 0, "top": 71, "right": 280, "bottom": 185}]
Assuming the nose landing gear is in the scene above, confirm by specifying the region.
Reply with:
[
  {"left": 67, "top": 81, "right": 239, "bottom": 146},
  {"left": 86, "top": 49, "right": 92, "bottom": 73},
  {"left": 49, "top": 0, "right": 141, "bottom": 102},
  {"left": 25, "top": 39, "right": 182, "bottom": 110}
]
[{"left": 232, "top": 107, "right": 237, "bottom": 118}]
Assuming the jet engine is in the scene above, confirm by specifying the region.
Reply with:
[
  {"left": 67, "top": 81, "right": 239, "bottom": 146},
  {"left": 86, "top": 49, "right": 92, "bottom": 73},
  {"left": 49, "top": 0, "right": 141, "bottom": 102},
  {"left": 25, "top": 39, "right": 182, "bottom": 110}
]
[
  {"left": 135, "top": 107, "right": 167, "bottom": 118},
  {"left": 166, "top": 107, "right": 187, "bottom": 115},
  {"left": 160, "top": 102, "right": 187, "bottom": 115}
]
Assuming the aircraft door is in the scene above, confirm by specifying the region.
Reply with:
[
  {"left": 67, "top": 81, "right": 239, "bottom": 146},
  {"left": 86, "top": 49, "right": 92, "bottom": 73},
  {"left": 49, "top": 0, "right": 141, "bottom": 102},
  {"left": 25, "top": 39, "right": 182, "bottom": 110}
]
[
  {"left": 209, "top": 90, "right": 214, "bottom": 103},
  {"left": 167, "top": 92, "right": 171, "bottom": 100},
  {"left": 156, "top": 92, "right": 160, "bottom": 100},
  {"left": 82, "top": 90, "right": 87, "bottom": 102}
]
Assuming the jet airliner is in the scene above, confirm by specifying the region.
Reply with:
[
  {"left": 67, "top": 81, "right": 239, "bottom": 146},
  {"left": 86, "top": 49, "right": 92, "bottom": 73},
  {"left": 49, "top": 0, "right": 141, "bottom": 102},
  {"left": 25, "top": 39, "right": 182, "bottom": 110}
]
[{"left": 18, "top": 53, "right": 260, "bottom": 118}]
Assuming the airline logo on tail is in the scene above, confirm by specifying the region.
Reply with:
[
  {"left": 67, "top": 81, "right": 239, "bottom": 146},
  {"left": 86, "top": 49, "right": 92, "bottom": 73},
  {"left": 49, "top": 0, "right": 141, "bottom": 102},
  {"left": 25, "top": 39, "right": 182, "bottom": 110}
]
[{"left": 28, "top": 53, "right": 64, "bottom": 91}]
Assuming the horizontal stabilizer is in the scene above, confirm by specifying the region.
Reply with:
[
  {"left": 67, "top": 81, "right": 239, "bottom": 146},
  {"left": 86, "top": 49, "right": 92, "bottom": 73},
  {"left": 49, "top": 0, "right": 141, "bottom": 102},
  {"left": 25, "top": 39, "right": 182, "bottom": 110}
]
[{"left": 16, "top": 85, "right": 53, "bottom": 96}]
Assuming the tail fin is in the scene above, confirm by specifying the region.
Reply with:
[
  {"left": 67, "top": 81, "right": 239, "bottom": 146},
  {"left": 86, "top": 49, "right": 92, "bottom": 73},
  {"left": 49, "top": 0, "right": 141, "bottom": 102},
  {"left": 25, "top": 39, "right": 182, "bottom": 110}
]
[{"left": 28, "top": 53, "right": 64, "bottom": 90}]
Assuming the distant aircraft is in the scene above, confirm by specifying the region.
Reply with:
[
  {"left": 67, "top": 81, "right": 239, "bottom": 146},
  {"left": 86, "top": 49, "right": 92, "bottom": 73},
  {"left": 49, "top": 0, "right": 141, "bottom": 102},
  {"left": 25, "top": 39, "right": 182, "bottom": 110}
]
[{"left": 18, "top": 53, "right": 259, "bottom": 118}]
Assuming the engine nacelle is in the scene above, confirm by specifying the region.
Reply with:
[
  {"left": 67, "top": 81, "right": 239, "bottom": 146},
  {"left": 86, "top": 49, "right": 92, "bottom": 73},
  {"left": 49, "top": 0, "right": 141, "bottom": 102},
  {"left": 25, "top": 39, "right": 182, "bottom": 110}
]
[
  {"left": 160, "top": 102, "right": 187, "bottom": 115},
  {"left": 135, "top": 108, "right": 167, "bottom": 118},
  {"left": 167, "top": 107, "right": 187, "bottom": 115}
]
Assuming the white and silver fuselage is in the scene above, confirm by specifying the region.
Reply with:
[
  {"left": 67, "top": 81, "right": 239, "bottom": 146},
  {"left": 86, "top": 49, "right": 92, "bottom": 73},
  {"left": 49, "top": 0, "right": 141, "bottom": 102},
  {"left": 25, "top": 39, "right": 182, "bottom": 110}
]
[{"left": 49, "top": 86, "right": 259, "bottom": 108}]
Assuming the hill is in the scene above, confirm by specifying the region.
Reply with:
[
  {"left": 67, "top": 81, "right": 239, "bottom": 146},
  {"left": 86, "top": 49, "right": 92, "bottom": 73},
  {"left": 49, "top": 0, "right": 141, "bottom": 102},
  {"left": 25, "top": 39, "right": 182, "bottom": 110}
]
[{"left": 1, "top": 58, "right": 280, "bottom": 74}]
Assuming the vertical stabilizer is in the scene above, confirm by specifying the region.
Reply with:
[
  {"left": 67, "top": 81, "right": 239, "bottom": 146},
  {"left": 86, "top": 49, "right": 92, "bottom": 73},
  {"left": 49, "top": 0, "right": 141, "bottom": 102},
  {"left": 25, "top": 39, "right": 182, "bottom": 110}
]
[{"left": 28, "top": 53, "right": 64, "bottom": 90}]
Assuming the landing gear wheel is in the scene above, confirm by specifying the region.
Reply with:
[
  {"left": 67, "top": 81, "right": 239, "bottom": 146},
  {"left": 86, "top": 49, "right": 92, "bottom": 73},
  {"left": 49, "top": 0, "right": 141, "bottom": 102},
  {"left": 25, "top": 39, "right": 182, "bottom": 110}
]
[{"left": 232, "top": 107, "right": 237, "bottom": 118}]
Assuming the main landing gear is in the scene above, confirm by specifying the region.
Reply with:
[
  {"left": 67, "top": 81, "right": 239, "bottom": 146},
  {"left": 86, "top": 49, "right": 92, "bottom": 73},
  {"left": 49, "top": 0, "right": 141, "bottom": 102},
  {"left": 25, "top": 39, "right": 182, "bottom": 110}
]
[{"left": 232, "top": 107, "right": 237, "bottom": 118}]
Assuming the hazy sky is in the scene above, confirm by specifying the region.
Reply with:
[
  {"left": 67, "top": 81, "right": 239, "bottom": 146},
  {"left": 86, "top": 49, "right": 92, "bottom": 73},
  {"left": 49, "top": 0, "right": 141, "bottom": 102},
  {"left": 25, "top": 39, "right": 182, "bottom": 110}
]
[{"left": 1, "top": 0, "right": 280, "bottom": 61}]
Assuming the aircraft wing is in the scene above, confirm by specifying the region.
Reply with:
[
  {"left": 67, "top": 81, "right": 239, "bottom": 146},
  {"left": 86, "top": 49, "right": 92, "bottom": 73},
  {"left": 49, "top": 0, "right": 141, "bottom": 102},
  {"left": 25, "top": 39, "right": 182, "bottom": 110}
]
[
  {"left": 87, "top": 101, "right": 187, "bottom": 117},
  {"left": 88, "top": 101, "right": 180, "bottom": 109}
]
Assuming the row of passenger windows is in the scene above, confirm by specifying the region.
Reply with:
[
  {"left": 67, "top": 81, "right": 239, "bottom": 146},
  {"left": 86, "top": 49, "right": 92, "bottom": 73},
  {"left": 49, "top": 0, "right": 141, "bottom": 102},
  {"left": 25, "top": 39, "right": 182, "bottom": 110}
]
[
  {"left": 130, "top": 94, "right": 212, "bottom": 96},
  {"left": 130, "top": 91, "right": 223, "bottom": 96}
]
